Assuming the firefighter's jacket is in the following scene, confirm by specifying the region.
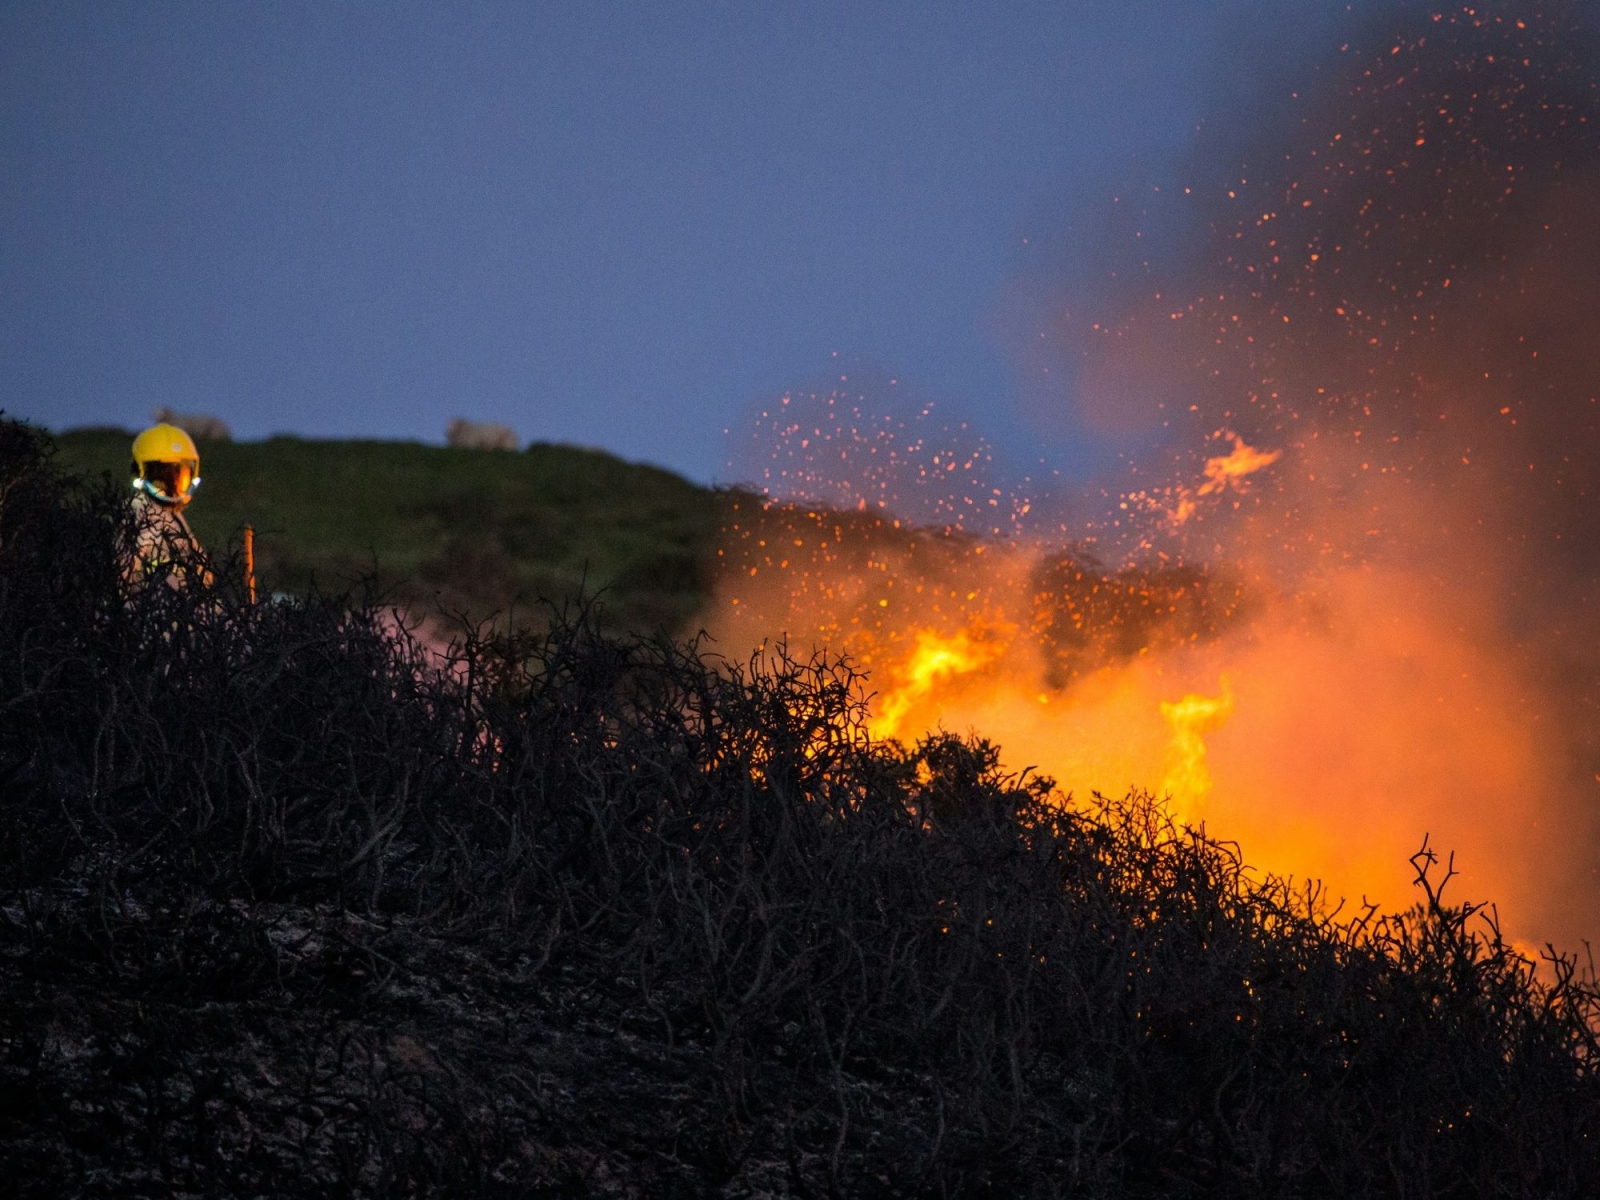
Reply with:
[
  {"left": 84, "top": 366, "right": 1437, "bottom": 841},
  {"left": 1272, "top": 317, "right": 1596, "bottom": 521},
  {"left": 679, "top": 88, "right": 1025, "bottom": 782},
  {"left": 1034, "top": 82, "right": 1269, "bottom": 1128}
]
[{"left": 124, "top": 494, "right": 211, "bottom": 590}]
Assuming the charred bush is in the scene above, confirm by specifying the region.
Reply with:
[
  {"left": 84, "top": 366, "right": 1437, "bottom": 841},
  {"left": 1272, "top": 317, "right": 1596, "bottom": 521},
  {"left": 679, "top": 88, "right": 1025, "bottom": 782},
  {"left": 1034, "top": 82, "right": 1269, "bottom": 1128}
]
[{"left": 0, "top": 418, "right": 1597, "bottom": 1196}]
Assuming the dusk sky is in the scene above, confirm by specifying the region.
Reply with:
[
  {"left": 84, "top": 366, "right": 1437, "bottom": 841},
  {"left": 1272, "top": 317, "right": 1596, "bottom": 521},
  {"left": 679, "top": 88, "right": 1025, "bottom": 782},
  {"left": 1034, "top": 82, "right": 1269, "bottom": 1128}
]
[{"left": 5, "top": 2, "right": 1346, "bottom": 485}]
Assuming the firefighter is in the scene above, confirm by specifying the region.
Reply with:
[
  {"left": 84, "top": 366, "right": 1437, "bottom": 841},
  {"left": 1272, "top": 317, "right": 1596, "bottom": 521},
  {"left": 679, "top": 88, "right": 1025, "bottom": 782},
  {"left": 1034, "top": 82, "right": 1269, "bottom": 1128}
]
[{"left": 125, "top": 422, "right": 211, "bottom": 589}]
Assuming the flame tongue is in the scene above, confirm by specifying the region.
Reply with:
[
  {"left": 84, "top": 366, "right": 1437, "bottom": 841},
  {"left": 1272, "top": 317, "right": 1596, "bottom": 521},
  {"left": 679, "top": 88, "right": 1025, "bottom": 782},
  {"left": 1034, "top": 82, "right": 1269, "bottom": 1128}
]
[
  {"left": 1159, "top": 678, "right": 1235, "bottom": 822},
  {"left": 1199, "top": 436, "right": 1282, "bottom": 497},
  {"left": 1167, "top": 433, "right": 1282, "bottom": 527}
]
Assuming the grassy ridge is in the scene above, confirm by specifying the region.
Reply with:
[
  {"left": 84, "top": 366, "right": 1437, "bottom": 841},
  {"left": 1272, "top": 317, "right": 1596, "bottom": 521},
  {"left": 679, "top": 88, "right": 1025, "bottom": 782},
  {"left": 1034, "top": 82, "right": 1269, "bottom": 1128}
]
[{"left": 51, "top": 427, "right": 725, "bottom": 633}]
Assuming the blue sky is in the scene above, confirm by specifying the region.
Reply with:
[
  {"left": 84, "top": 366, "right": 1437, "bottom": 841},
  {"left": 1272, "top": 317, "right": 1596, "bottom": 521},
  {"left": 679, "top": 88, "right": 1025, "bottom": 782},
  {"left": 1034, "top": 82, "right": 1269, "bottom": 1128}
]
[{"left": 3, "top": 2, "right": 1340, "bottom": 484}]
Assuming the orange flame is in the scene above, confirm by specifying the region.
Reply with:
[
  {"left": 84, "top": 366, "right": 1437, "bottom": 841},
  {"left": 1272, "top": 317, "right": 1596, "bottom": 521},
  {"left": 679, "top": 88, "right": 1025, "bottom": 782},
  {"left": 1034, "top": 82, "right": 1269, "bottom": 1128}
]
[
  {"left": 1159, "top": 677, "right": 1234, "bottom": 822},
  {"left": 1169, "top": 433, "right": 1282, "bottom": 526},
  {"left": 872, "top": 627, "right": 1007, "bottom": 740}
]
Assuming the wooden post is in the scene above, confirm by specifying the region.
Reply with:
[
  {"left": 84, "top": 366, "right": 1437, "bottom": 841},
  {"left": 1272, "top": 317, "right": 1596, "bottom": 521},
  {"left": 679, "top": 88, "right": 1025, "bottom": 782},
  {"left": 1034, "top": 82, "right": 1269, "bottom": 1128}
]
[{"left": 243, "top": 524, "right": 257, "bottom": 605}]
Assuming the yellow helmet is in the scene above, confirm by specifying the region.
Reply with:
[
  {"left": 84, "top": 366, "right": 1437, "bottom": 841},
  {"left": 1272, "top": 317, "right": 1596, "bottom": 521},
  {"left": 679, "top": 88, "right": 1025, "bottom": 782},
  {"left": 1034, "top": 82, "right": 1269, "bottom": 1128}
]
[{"left": 131, "top": 422, "right": 201, "bottom": 505}]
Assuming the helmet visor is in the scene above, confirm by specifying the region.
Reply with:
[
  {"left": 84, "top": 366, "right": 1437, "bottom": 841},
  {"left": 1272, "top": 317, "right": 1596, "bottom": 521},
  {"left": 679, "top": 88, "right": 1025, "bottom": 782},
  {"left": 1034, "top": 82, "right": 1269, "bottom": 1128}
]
[{"left": 142, "top": 459, "right": 198, "bottom": 501}]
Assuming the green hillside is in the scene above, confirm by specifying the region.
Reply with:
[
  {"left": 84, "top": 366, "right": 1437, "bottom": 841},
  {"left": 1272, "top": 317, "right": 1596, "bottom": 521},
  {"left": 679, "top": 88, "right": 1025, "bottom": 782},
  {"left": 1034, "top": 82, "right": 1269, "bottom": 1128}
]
[{"left": 50, "top": 427, "right": 727, "bottom": 633}]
